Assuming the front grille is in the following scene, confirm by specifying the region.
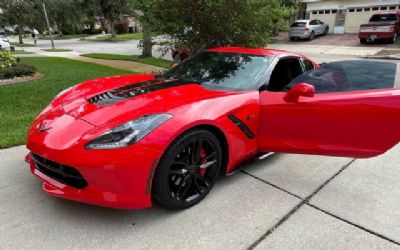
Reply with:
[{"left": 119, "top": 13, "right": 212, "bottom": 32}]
[{"left": 31, "top": 154, "right": 88, "bottom": 189}]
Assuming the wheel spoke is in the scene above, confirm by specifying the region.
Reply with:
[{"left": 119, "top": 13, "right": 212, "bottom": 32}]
[
  {"left": 193, "top": 177, "right": 204, "bottom": 194},
  {"left": 176, "top": 176, "right": 192, "bottom": 201},
  {"left": 190, "top": 139, "right": 203, "bottom": 164},
  {"left": 172, "top": 160, "right": 190, "bottom": 168},
  {"left": 169, "top": 169, "right": 186, "bottom": 176},
  {"left": 203, "top": 152, "right": 217, "bottom": 162},
  {"left": 199, "top": 160, "right": 217, "bottom": 170},
  {"left": 196, "top": 175, "right": 210, "bottom": 188}
]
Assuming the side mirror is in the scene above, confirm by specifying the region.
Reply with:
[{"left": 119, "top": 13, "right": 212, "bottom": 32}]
[{"left": 284, "top": 83, "right": 315, "bottom": 103}]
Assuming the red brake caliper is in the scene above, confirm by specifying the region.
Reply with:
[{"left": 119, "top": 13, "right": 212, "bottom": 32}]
[{"left": 200, "top": 149, "right": 207, "bottom": 176}]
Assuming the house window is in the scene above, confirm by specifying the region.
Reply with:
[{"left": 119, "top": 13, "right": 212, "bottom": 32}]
[
  {"left": 389, "top": 6, "right": 396, "bottom": 10},
  {"left": 357, "top": 8, "right": 363, "bottom": 12},
  {"left": 349, "top": 8, "right": 355, "bottom": 12},
  {"left": 364, "top": 8, "right": 371, "bottom": 11},
  {"left": 318, "top": 10, "right": 324, "bottom": 14},
  {"left": 312, "top": 11, "right": 317, "bottom": 15},
  {"left": 332, "top": 9, "right": 337, "bottom": 14},
  {"left": 372, "top": 7, "right": 379, "bottom": 11},
  {"left": 325, "top": 10, "right": 330, "bottom": 14},
  {"left": 380, "top": 6, "right": 388, "bottom": 10}
]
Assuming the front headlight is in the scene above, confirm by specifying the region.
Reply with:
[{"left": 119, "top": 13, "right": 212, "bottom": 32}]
[{"left": 85, "top": 114, "right": 173, "bottom": 150}]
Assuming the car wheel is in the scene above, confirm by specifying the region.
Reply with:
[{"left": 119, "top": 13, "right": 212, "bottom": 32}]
[
  {"left": 360, "top": 38, "right": 367, "bottom": 44},
  {"left": 324, "top": 27, "right": 329, "bottom": 35},
  {"left": 392, "top": 34, "right": 398, "bottom": 44},
  {"left": 152, "top": 129, "right": 223, "bottom": 209},
  {"left": 289, "top": 36, "right": 295, "bottom": 41},
  {"left": 308, "top": 31, "right": 315, "bottom": 41}
]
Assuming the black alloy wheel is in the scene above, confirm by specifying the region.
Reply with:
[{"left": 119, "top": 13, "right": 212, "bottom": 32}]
[{"left": 152, "top": 129, "right": 222, "bottom": 209}]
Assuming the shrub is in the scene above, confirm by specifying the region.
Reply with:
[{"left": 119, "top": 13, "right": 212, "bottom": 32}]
[
  {"left": 0, "top": 51, "right": 17, "bottom": 70},
  {"left": 0, "top": 62, "right": 37, "bottom": 79}
]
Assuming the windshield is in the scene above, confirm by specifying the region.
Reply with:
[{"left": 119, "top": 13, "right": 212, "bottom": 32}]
[
  {"left": 370, "top": 14, "right": 398, "bottom": 22},
  {"left": 164, "top": 51, "right": 272, "bottom": 91}
]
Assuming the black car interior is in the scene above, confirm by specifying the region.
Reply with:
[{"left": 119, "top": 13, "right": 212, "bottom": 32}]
[{"left": 267, "top": 57, "right": 304, "bottom": 91}]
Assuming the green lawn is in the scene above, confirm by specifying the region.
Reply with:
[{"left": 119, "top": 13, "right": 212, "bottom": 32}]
[
  {"left": 41, "top": 34, "right": 90, "bottom": 40},
  {"left": 0, "top": 57, "right": 132, "bottom": 149},
  {"left": 11, "top": 42, "right": 36, "bottom": 47},
  {"left": 81, "top": 53, "right": 171, "bottom": 68},
  {"left": 95, "top": 33, "right": 144, "bottom": 41},
  {"left": 11, "top": 50, "right": 34, "bottom": 55},
  {"left": 42, "top": 49, "right": 73, "bottom": 52}
]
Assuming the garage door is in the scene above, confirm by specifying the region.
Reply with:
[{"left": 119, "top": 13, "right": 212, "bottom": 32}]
[{"left": 310, "top": 12, "right": 336, "bottom": 34}]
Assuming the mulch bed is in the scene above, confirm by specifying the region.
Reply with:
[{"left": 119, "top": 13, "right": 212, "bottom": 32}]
[{"left": 0, "top": 72, "right": 44, "bottom": 87}]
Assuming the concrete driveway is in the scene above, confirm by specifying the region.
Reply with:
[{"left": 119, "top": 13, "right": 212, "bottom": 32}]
[{"left": 1, "top": 144, "right": 400, "bottom": 250}]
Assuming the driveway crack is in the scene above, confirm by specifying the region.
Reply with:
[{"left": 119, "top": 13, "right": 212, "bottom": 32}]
[{"left": 244, "top": 158, "right": 356, "bottom": 250}]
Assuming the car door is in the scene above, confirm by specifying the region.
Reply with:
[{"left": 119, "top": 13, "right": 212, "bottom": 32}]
[{"left": 258, "top": 60, "right": 400, "bottom": 158}]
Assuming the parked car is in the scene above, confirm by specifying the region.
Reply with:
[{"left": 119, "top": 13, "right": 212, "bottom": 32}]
[
  {"left": 359, "top": 12, "right": 400, "bottom": 44},
  {"left": 25, "top": 47, "right": 400, "bottom": 210},
  {"left": 289, "top": 19, "right": 329, "bottom": 41},
  {"left": 0, "top": 34, "right": 11, "bottom": 50}
]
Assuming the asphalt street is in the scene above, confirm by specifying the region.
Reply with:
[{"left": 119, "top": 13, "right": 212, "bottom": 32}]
[{"left": 1, "top": 37, "right": 400, "bottom": 249}]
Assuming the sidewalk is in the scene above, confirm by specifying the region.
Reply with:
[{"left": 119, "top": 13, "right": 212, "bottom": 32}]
[{"left": 13, "top": 47, "right": 167, "bottom": 74}]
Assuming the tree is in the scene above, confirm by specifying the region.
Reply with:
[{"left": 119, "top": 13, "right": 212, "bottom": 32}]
[
  {"left": 0, "top": 0, "right": 40, "bottom": 44},
  {"left": 99, "top": 0, "right": 126, "bottom": 37},
  {"left": 127, "top": 0, "right": 158, "bottom": 57},
  {"left": 152, "top": 0, "right": 291, "bottom": 52}
]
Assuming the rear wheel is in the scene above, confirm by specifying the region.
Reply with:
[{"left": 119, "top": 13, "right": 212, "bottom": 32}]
[
  {"left": 360, "top": 38, "right": 367, "bottom": 44},
  {"left": 391, "top": 34, "right": 398, "bottom": 44},
  {"left": 152, "top": 129, "right": 222, "bottom": 209},
  {"left": 308, "top": 31, "right": 315, "bottom": 41}
]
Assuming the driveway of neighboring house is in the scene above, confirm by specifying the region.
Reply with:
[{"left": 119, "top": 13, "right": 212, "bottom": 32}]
[{"left": 275, "top": 32, "right": 398, "bottom": 48}]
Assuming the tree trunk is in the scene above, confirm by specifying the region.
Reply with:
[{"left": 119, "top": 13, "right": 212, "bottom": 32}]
[
  {"left": 18, "top": 23, "right": 24, "bottom": 44},
  {"left": 110, "top": 20, "right": 116, "bottom": 38},
  {"left": 141, "top": 20, "right": 152, "bottom": 58}
]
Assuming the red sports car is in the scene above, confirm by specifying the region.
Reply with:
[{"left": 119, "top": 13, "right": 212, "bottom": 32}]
[{"left": 25, "top": 47, "right": 400, "bottom": 209}]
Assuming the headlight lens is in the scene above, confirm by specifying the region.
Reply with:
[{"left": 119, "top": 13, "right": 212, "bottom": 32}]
[{"left": 85, "top": 114, "right": 173, "bottom": 150}]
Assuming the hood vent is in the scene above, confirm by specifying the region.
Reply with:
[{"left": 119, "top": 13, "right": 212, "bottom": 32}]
[{"left": 88, "top": 79, "right": 195, "bottom": 106}]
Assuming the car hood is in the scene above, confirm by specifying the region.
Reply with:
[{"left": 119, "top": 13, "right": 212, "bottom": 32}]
[{"left": 59, "top": 74, "right": 239, "bottom": 128}]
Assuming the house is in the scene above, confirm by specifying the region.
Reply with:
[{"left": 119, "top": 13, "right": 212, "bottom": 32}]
[{"left": 298, "top": 0, "right": 400, "bottom": 33}]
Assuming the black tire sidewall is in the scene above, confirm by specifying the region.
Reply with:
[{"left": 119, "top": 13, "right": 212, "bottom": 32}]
[{"left": 152, "top": 129, "right": 223, "bottom": 209}]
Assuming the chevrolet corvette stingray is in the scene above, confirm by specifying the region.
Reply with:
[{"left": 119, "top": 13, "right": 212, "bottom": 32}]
[{"left": 25, "top": 47, "right": 400, "bottom": 209}]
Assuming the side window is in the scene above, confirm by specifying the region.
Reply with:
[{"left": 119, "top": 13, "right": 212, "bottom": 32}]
[
  {"left": 309, "top": 20, "right": 317, "bottom": 25},
  {"left": 268, "top": 57, "right": 304, "bottom": 92},
  {"left": 303, "top": 59, "right": 315, "bottom": 72},
  {"left": 286, "top": 61, "right": 396, "bottom": 93}
]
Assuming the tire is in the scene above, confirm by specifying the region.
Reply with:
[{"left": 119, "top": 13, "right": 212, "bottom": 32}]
[
  {"left": 289, "top": 36, "right": 295, "bottom": 41},
  {"left": 391, "top": 34, "right": 397, "bottom": 44},
  {"left": 152, "top": 129, "right": 223, "bottom": 209},
  {"left": 360, "top": 38, "right": 367, "bottom": 44},
  {"left": 324, "top": 27, "right": 329, "bottom": 35},
  {"left": 308, "top": 31, "right": 315, "bottom": 41}
]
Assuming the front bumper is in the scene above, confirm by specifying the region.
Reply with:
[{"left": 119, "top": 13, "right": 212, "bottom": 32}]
[{"left": 26, "top": 142, "right": 162, "bottom": 209}]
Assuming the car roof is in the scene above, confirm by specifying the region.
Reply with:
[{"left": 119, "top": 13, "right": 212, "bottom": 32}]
[
  {"left": 294, "top": 20, "right": 310, "bottom": 22},
  {"left": 206, "top": 47, "right": 305, "bottom": 58}
]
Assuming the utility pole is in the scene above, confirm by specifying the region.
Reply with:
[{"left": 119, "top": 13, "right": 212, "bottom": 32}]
[{"left": 42, "top": 1, "right": 55, "bottom": 50}]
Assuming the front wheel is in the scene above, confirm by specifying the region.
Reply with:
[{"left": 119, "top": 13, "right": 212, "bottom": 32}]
[
  {"left": 152, "top": 129, "right": 223, "bottom": 209},
  {"left": 324, "top": 27, "right": 329, "bottom": 35},
  {"left": 360, "top": 38, "right": 367, "bottom": 44}
]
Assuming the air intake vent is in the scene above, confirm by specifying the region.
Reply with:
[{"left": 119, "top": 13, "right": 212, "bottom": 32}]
[
  {"left": 88, "top": 79, "right": 194, "bottom": 106},
  {"left": 31, "top": 154, "right": 88, "bottom": 189}
]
